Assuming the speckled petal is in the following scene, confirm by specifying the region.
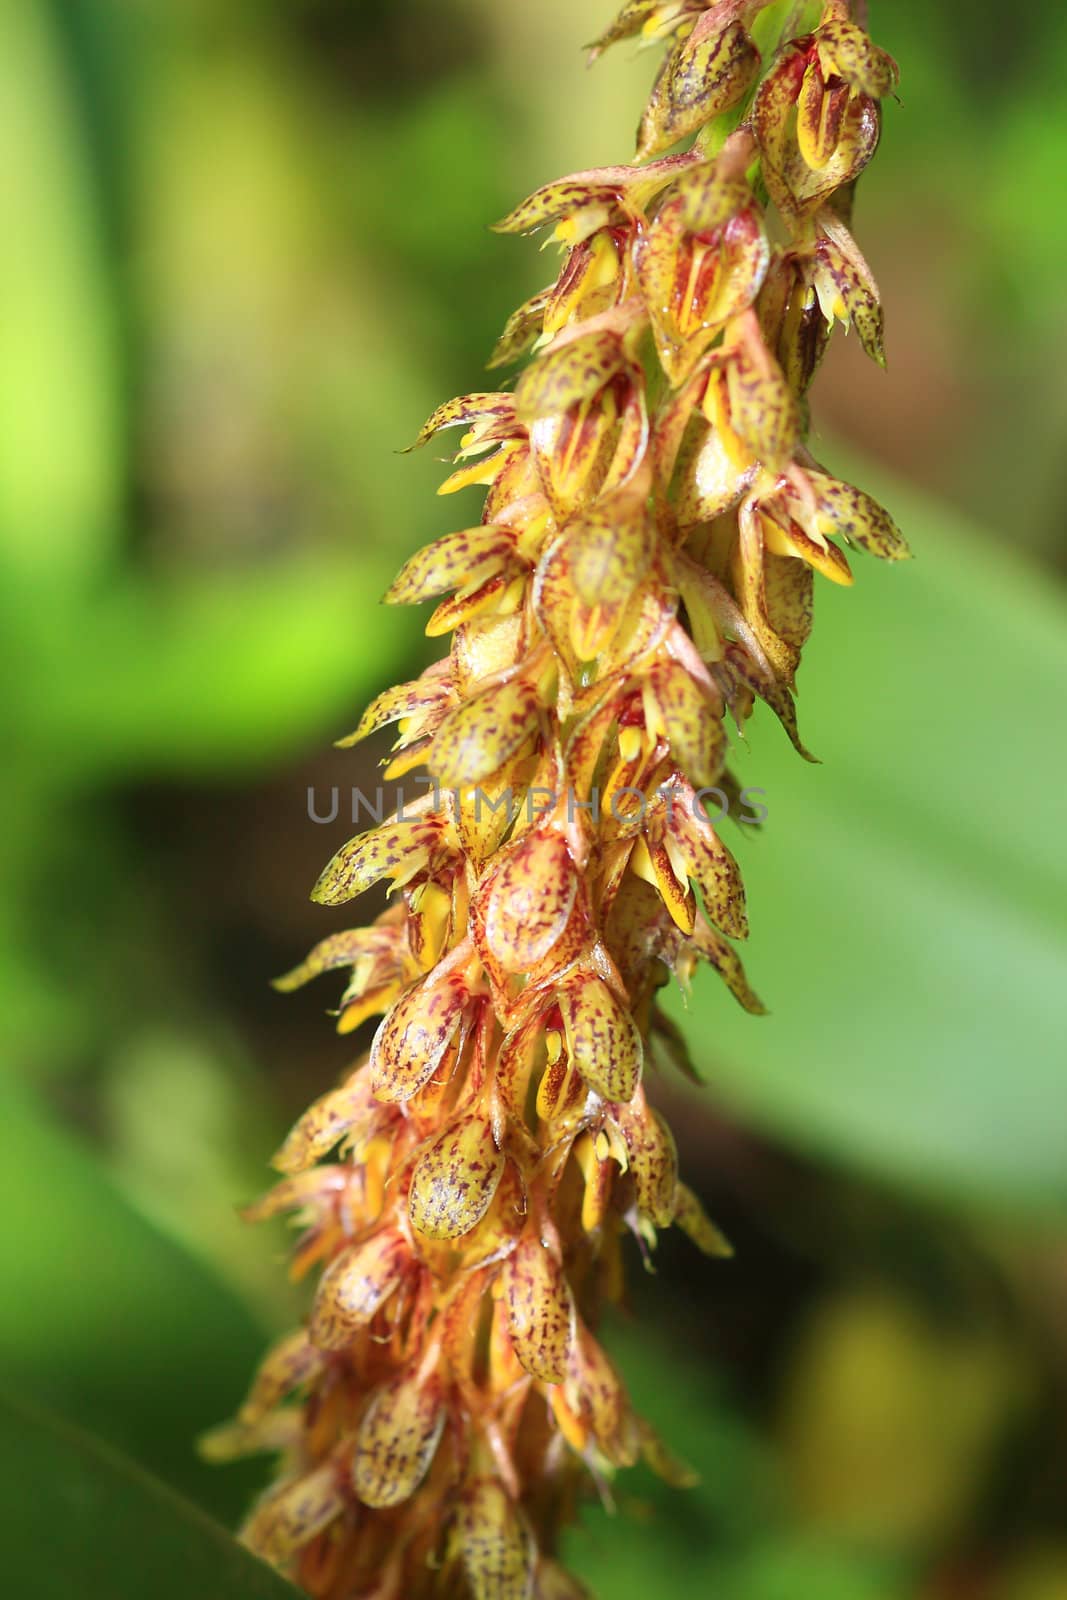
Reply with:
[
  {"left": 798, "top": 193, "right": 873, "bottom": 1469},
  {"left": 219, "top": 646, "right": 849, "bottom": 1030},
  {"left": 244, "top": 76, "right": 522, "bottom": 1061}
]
[
  {"left": 637, "top": 21, "right": 760, "bottom": 160},
  {"left": 795, "top": 94, "right": 881, "bottom": 213},
  {"left": 409, "top": 1114, "right": 505, "bottom": 1240},
  {"left": 515, "top": 329, "right": 625, "bottom": 423},
  {"left": 241, "top": 1166, "right": 348, "bottom": 1224},
  {"left": 432, "top": 677, "right": 541, "bottom": 789},
  {"left": 272, "top": 930, "right": 390, "bottom": 993},
  {"left": 493, "top": 155, "right": 697, "bottom": 237},
  {"left": 638, "top": 1417, "right": 701, "bottom": 1488},
  {"left": 816, "top": 20, "right": 899, "bottom": 98},
  {"left": 724, "top": 344, "right": 798, "bottom": 471},
  {"left": 352, "top": 1368, "right": 446, "bottom": 1509},
  {"left": 494, "top": 177, "right": 621, "bottom": 240},
  {"left": 565, "top": 1326, "right": 638, "bottom": 1466},
  {"left": 239, "top": 1330, "right": 324, "bottom": 1424},
  {"left": 489, "top": 289, "right": 552, "bottom": 368},
  {"left": 610, "top": 1101, "right": 678, "bottom": 1227},
  {"left": 809, "top": 231, "right": 885, "bottom": 365},
  {"left": 687, "top": 914, "right": 765, "bottom": 1012},
  {"left": 762, "top": 547, "right": 815, "bottom": 660},
  {"left": 385, "top": 526, "right": 517, "bottom": 608},
  {"left": 411, "top": 392, "right": 516, "bottom": 450},
  {"left": 311, "top": 819, "right": 436, "bottom": 908},
  {"left": 648, "top": 660, "right": 725, "bottom": 789},
  {"left": 243, "top": 1462, "right": 345, "bottom": 1566},
  {"left": 587, "top": 0, "right": 679, "bottom": 59},
  {"left": 796, "top": 61, "right": 849, "bottom": 172},
  {"left": 809, "top": 473, "right": 910, "bottom": 560},
  {"left": 501, "top": 1234, "right": 575, "bottom": 1383},
  {"left": 309, "top": 1229, "right": 408, "bottom": 1350},
  {"left": 336, "top": 664, "right": 453, "bottom": 748},
  {"left": 674, "top": 416, "right": 754, "bottom": 530},
  {"left": 484, "top": 831, "right": 579, "bottom": 973},
  {"left": 369, "top": 972, "right": 468, "bottom": 1103},
  {"left": 272, "top": 1069, "right": 380, "bottom": 1174},
  {"left": 669, "top": 794, "right": 748, "bottom": 939},
  {"left": 456, "top": 1477, "right": 534, "bottom": 1600},
  {"left": 559, "top": 974, "right": 643, "bottom": 1103},
  {"left": 567, "top": 505, "right": 655, "bottom": 611}
]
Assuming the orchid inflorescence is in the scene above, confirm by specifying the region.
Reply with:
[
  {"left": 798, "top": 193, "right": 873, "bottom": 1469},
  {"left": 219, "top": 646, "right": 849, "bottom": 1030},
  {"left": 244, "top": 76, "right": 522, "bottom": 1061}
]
[{"left": 206, "top": 3, "right": 905, "bottom": 1595}]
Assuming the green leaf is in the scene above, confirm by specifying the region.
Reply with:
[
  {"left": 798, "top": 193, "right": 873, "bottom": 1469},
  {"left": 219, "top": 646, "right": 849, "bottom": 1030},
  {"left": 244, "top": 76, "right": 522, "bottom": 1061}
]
[
  {"left": 0, "top": 1392, "right": 301, "bottom": 1600},
  {"left": 667, "top": 463, "right": 1067, "bottom": 1216},
  {"left": 0, "top": 1079, "right": 270, "bottom": 1517}
]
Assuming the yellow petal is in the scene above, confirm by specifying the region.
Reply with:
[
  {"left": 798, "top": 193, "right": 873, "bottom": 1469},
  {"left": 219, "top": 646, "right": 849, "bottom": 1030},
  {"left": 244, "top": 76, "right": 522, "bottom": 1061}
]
[
  {"left": 796, "top": 62, "right": 848, "bottom": 172},
  {"left": 411, "top": 391, "right": 515, "bottom": 451},
  {"left": 809, "top": 473, "right": 910, "bottom": 561},
  {"left": 687, "top": 914, "right": 766, "bottom": 1013},
  {"left": 515, "top": 328, "right": 625, "bottom": 423},
  {"left": 817, "top": 20, "right": 899, "bottom": 99},
  {"left": 489, "top": 288, "right": 551, "bottom": 368},
  {"left": 241, "top": 1166, "right": 348, "bottom": 1225},
  {"left": 649, "top": 660, "right": 725, "bottom": 789},
  {"left": 725, "top": 345, "right": 798, "bottom": 472},
  {"left": 610, "top": 1100, "right": 678, "bottom": 1227},
  {"left": 567, "top": 504, "right": 655, "bottom": 611},
  {"left": 565, "top": 1326, "right": 638, "bottom": 1466}
]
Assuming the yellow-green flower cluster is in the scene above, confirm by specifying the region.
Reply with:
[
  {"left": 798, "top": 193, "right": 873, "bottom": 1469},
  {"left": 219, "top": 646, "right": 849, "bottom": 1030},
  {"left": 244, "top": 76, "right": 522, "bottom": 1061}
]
[{"left": 208, "top": 4, "right": 904, "bottom": 1595}]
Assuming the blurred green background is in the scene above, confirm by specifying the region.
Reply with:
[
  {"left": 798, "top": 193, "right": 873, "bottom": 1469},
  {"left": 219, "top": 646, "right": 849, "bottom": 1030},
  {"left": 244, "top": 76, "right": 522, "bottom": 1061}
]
[{"left": 3, "top": 2, "right": 1066, "bottom": 1596}]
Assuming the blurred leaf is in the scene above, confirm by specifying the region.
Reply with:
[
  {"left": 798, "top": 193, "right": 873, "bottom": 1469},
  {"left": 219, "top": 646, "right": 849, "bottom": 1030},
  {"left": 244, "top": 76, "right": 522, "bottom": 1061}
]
[
  {"left": 0, "top": 1078, "right": 270, "bottom": 1517},
  {"left": 13, "top": 558, "right": 409, "bottom": 779},
  {"left": 0, "top": 1392, "right": 300, "bottom": 1600},
  {"left": 0, "top": 3, "right": 122, "bottom": 579},
  {"left": 668, "top": 463, "right": 1067, "bottom": 1216}
]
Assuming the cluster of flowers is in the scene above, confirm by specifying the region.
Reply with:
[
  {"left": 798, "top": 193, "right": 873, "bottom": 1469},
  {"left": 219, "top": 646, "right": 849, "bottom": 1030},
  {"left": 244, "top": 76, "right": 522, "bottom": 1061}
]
[{"left": 207, "top": 3, "right": 904, "bottom": 1596}]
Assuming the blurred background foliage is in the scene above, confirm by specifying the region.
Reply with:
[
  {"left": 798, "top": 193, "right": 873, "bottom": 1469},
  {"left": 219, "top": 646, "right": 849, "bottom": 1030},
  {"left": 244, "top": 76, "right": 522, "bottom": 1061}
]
[{"left": 2, "top": 1, "right": 1066, "bottom": 1596}]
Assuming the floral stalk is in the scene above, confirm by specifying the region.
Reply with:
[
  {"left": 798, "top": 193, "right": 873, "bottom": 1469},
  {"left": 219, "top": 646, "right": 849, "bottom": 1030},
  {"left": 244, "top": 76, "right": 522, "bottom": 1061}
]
[{"left": 206, "top": 4, "right": 904, "bottom": 1596}]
